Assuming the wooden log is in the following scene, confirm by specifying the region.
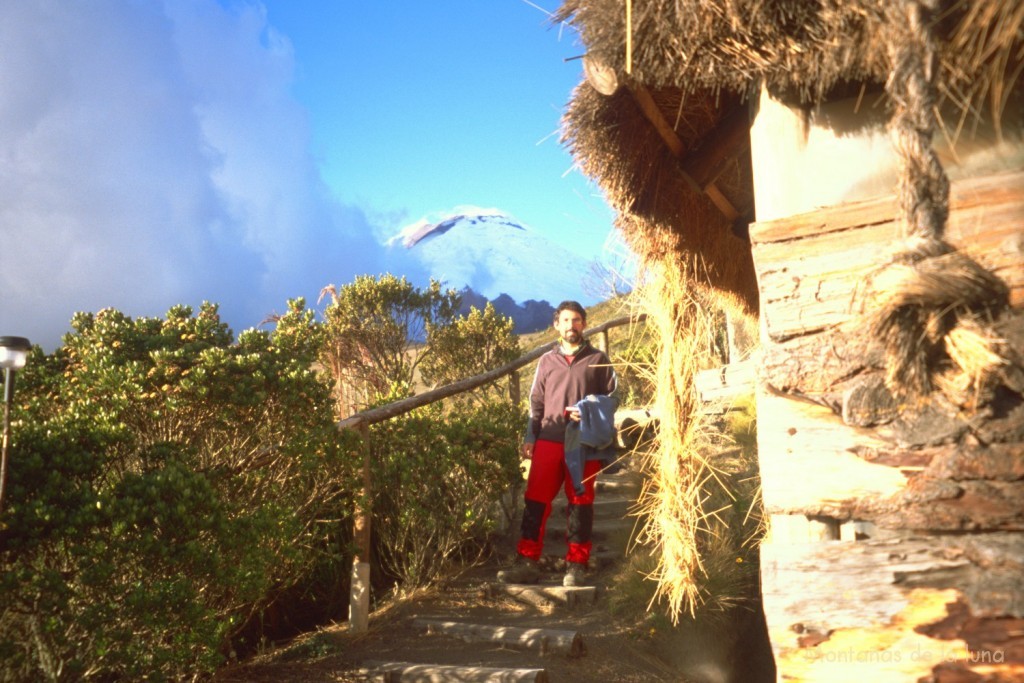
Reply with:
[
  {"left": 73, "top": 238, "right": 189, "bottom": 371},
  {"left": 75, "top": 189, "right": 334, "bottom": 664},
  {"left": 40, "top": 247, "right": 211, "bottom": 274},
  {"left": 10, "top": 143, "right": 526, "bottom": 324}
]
[
  {"left": 873, "top": 479, "right": 1024, "bottom": 532},
  {"left": 760, "top": 315, "right": 1023, "bottom": 451},
  {"left": 412, "top": 619, "right": 585, "bottom": 657},
  {"left": 486, "top": 583, "right": 597, "bottom": 609},
  {"left": 852, "top": 440, "right": 1024, "bottom": 483},
  {"left": 923, "top": 443, "right": 1024, "bottom": 481},
  {"left": 749, "top": 169, "right": 1024, "bottom": 342},
  {"left": 917, "top": 598, "right": 1024, "bottom": 675},
  {"left": 363, "top": 660, "right": 549, "bottom": 683},
  {"left": 755, "top": 384, "right": 1024, "bottom": 526},
  {"left": 694, "top": 359, "right": 756, "bottom": 403},
  {"left": 760, "top": 533, "right": 1024, "bottom": 681},
  {"left": 756, "top": 385, "right": 907, "bottom": 518},
  {"left": 760, "top": 323, "right": 880, "bottom": 395}
]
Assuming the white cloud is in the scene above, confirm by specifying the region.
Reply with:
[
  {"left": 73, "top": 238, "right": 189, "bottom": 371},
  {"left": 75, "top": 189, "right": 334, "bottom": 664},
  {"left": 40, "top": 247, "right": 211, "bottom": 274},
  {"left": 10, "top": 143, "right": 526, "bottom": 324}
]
[{"left": 0, "top": 0, "right": 383, "bottom": 350}]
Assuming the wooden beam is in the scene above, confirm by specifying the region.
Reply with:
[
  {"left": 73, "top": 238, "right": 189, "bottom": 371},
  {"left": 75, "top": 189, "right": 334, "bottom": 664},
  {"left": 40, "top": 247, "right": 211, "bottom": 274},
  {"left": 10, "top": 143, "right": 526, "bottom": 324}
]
[
  {"left": 629, "top": 84, "right": 684, "bottom": 156},
  {"left": 705, "top": 184, "right": 741, "bottom": 221},
  {"left": 680, "top": 105, "right": 751, "bottom": 192},
  {"left": 627, "top": 84, "right": 744, "bottom": 223},
  {"left": 336, "top": 314, "right": 645, "bottom": 430}
]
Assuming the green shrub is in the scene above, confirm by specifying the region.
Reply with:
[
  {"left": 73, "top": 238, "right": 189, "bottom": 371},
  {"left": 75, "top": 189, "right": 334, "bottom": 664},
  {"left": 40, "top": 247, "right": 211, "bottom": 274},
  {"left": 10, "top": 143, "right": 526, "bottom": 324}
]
[
  {"left": 315, "top": 283, "right": 525, "bottom": 589},
  {"left": 1, "top": 301, "right": 357, "bottom": 681},
  {"left": 420, "top": 303, "right": 521, "bottom": 405},
  {"left": 369, "top": 398, "right": 522, "bottom": 589},
  {"left": 0, "top": 290, "right": 536, "bottom": 679},
  {"left": 318, "top": 275, "right": 460, "bottom": 402}
]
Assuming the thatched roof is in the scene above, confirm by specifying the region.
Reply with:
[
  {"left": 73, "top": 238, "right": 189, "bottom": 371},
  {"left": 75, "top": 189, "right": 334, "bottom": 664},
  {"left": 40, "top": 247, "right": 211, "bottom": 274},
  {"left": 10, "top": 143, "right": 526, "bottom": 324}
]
[
  {"left": 556, "top": 0, "right": 1023, "bottom": 312},
  {"left": 557, "top": 0, "right": 1021, "bottom": 116},
  {"left": 564, "top": 82, "right": 760, "bottom": 309}
]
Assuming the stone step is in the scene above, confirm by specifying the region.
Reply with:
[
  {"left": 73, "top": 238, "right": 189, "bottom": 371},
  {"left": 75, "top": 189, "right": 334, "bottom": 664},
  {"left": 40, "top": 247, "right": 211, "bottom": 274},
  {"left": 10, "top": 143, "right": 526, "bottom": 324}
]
[
  {"left": 592, "top": 495, "right": 641, "bottom": 517},
  {"left": 593, "top": 490, "right": 641, "bottom": 503},
  {"left": 485, "top": 582, "right": 598, "bottom": 609},
  {"left": 362, "top": 660, "right": 549, "bottom": 682},
  {"left": 538, "top": 502, "right": 637, "bottom": 529},
  {"left": 412, "top": 619, "right": 585, "bottom": 657},
  {"left": 545, "top": 516, "right": 639, "bottom": 538},
  {"left": 595, "top": 476, "right": 642, "bottom": 494}
]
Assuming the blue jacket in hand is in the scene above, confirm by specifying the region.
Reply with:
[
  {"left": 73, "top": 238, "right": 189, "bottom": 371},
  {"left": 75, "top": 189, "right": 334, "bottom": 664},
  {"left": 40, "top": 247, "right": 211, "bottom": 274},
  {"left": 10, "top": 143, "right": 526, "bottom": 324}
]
[{"left": 564, "top": 393, "right": 619, "bottom": 495}]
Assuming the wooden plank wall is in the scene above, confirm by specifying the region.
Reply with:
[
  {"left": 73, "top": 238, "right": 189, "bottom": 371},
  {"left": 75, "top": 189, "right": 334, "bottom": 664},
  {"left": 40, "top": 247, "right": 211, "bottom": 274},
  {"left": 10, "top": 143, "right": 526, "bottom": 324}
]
[
  {"left": 748, "top": 168, "right": 1024, "bottom": 682},
  {"left": 751, "top": 169, "right": 1024, "bottom": 343}
]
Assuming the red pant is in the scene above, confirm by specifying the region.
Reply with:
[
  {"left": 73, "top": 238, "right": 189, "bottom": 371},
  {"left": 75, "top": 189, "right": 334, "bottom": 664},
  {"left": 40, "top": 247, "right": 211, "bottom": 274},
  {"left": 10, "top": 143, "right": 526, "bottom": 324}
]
[{"left": 517, "top": 439, "right": 602, "bottom": 565}]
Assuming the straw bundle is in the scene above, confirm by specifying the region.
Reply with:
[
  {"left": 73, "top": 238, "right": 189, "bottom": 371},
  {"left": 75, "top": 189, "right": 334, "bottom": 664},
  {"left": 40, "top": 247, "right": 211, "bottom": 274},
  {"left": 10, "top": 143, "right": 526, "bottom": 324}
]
[
  {"left": 629, "top": 230, "right": 754, "bottom": 620},
  {"left": 938, "top": 316, "right": 1010, "bottom": 410},
  {"left": 561, "top": 85, "right": 760, "bottom": 311}
]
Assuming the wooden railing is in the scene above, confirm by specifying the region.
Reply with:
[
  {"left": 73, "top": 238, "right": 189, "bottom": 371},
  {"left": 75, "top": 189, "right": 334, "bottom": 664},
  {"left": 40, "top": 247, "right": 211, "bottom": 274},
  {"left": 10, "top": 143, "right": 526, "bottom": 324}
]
[{"left": 337, "top": 313, "right": 643, "bottom": 631}]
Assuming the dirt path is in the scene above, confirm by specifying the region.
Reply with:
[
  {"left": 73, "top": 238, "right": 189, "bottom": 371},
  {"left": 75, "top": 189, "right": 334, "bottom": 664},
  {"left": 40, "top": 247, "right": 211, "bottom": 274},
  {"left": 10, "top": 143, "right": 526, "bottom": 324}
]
[{"left": 212, "top": 466, "right": 772, "bottom": 682}]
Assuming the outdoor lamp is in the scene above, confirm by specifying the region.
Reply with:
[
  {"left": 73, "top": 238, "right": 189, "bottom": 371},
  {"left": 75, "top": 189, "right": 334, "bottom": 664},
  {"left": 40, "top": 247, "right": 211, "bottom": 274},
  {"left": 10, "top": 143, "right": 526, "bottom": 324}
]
[{"left": 0, "top": 335, "right": 31, "bottom": 512}]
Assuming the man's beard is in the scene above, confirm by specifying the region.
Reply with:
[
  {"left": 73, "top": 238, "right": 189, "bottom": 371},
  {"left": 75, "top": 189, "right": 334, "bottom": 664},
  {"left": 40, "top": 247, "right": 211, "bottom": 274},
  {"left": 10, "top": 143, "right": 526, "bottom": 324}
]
[{"left": 562, "top": 330, "right": 581, "bottom": 345}]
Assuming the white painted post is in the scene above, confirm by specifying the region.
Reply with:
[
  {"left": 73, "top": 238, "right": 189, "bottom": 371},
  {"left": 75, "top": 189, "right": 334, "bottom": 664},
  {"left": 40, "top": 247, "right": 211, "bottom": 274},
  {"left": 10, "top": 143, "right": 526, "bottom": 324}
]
[{"left": 349, "top": 422, "right": 371, "bottom": 632}]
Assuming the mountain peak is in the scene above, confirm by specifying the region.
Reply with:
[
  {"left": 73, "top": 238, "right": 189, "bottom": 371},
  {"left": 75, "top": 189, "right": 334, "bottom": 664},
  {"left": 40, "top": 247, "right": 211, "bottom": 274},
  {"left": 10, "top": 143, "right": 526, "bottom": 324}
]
[
  {"left": 395, "top": 212, "right": 526, "bottom": 248},
  {"left": 385, "top": 209, "right": 594, "bottom": 307}
]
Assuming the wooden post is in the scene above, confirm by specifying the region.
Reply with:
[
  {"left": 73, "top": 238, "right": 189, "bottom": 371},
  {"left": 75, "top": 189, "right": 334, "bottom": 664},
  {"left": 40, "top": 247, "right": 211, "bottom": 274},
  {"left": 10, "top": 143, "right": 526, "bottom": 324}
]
[
  {"left": 349, "top": 421, "right": 371, "bottom": 633},
  {"left": 595, "top": 330, "right": 609, "bottom": 354},
  {"left": 509, "top": 370, "right": 521, "bottom": 405},
  {"left": 725, "top": 310, "right": 738, "bottom": 364}
]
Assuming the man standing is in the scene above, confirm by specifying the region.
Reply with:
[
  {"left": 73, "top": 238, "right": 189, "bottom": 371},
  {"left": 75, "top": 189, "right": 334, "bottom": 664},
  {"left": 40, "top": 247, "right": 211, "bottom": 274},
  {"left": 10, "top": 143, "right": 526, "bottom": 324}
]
[{"left": 497, "top": 300, "right": 617, "bottom": 587}]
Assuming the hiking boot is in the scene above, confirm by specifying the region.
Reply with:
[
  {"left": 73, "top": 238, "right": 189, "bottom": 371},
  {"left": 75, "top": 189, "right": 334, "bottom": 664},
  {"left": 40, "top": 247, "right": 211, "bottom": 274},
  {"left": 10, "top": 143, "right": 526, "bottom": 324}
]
[
  {"left": 563, "top": 561, "right": 587, "bottom": 587},
  {"left": 496, "top": 555, "right": 540, "bottom": 584}
]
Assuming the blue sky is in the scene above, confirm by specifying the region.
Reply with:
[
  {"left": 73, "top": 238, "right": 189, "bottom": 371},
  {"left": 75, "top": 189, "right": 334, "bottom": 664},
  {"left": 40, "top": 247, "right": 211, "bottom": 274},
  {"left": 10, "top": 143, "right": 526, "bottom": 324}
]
[
  {"left": 263, "top": 1, "right": 613, "bottom": 247},
  {"left": 0, "top": 1, "right": 620, "bottom": 350}
]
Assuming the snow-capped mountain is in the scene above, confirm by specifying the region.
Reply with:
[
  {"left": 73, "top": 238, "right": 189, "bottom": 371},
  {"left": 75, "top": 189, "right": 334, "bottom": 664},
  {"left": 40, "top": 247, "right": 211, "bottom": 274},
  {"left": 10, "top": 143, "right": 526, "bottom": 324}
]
[{"left": 385, "top": 209, "right": 596, "bottom": 307}]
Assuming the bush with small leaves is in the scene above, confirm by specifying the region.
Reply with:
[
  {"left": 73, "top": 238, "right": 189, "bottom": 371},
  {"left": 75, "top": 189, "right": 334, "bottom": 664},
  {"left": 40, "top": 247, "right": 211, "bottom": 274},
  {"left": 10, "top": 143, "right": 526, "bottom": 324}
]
[
  {"left": 368, "top": 397, "right": 522, "bottom": 588},
  {"left": 420, "top": 303, "right": 521, "bottom": 405},
  {"left": 319, "top": 275, "right": 460, "bottom": 407},
  {"left": 1, "top": 301, "right": 357, "bottom": 681}
]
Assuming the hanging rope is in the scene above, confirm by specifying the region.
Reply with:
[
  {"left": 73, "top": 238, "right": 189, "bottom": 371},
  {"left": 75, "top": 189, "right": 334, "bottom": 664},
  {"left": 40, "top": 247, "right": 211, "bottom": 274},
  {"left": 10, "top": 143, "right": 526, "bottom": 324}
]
[
  {"left": 625, "top": 0, "right": 632, "bottom": 75},
  {"left": 885, "top": 0, "right": 949, "bottom": 257},
  {"left": 867, "top": 0, "right": 1010, "bottom": 401}
]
